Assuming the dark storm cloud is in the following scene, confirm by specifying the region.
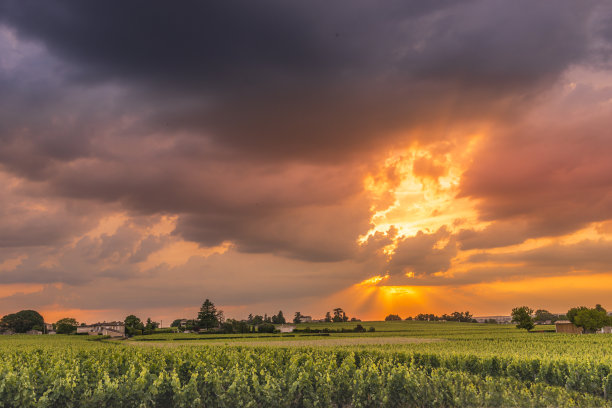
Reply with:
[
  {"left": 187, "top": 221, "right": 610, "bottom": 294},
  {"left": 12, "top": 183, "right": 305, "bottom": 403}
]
[
  {"left": 1, "top": 0, "right": 602, "bottom": 161},
  {"left": 0, "top": 0, "right": 610, "bottom": 263}
]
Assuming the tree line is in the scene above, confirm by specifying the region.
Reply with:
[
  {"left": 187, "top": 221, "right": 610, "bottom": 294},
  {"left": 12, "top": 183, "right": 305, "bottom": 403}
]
[
  {"left": 383, "top": 311, "right": 477, "bottom": 322},
  {"left": 125, "top": 300, "right": 363, "bottom": 336}
]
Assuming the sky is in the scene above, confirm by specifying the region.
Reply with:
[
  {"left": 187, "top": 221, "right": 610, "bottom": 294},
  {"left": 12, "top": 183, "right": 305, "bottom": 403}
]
[{"left": 1, "top": 1, "right": 612, "bottom": 324}]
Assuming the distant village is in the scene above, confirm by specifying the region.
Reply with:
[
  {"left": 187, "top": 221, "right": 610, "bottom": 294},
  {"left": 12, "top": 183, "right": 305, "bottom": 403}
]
[{"left": 1, "top": 301, "right": 610, "bottom": 338}]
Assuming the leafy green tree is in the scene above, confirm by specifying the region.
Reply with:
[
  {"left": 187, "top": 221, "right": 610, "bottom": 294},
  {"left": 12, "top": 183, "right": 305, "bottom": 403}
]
[
  {"left": 144, "top": 318, "right": 159, "bottom": 332},
  {"left": 0, "top": 310, "right": 44, "bottom": 333},
  {"left": 511, "top": 306, "right": 534, "bottom": 331},
  {"left": 251, "top": 315, "right": 264, "bottom": 325},
  {"left": 170, "top": 319, "right": 183, "bottom": 327},
  {"left": 272, "top": 311, "right": 286, "bottom": 324},
  {"left": 293, "top": 312, "right": 303, "bottom": 324},
  {"left": 385, "top": 314, "right": 402, "bottom": 321},
  {"left": 534, "top": 309, "right": 555, "bottom": 323},
  {"left": 55, "top": 318, "right": 78, "bottom": 334},
  {"left": 567, "top": 306, "right": 589, "bottom": 324},
  {"left": 324, "top": 312, "right": 332, "bottom": 322},
  {"left": 124, "top": 315, "right": 144, "bottom": 336},
  {"left": 198, "top": 299, "right": 221, "bottom": 330},
  {"left": 332, "top": 308, "right": 344, "bottom": 322},
  {"left": 573, "top": 308, "right": 610, "bottom": 333}
]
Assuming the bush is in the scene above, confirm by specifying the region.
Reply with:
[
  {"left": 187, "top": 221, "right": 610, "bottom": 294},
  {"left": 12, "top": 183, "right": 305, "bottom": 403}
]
[
  {"left": 354, "top": 324, "right": 366, "bottom": 333},
  {"left": 258, "top": 323, "right": 275, "bottom": 333},
  {"left": 368, "top": 327, "right": 376, "bottom": 332},
  {"left": 220, "top": 322, "right": 234, "bottom": 334}
]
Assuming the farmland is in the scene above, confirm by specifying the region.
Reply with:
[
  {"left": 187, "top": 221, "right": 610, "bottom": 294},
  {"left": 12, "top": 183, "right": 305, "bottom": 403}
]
[{"left": 1, "top": 322, "right": 611, "bottom": 407}]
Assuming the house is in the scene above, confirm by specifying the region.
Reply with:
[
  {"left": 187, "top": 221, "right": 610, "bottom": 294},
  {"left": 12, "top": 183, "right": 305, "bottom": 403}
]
[
  {"left": 599, "top": 326, "right": 612, "bottom": 334},
  {"left": 301, "top": 316, "right": 313, "bottom": 323},
  {"left": 279, "top": 324, "right": 295, "bottom": 333},
  {"left": 555, "top": 320, "right": 583, "bottom": 334},
  {"left": 77, "top": 322, "right": 125, "bottom": 337},
  {"left": 44, "top": 323, "right": 56, "bottom": 334}
]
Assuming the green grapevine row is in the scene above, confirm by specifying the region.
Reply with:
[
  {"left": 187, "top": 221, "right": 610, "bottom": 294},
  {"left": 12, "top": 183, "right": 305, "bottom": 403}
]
[{"left": 0, "top": 341, "right": 610, "bottom": 407}]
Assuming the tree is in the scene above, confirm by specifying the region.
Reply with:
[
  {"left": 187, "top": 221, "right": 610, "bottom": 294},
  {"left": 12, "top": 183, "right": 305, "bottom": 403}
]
[
  {"left": 324, "top": 312, "right": 332, "bottom": 322},
  {"left": 220, "top": 321, "right": 234, "bottom": 333},
  {"left": 385, "top": 314, "right": 402, "bottom": 321},
  {"left": 198, "top": 299, "right": 221, "bottom": 330},
  {"left": 534, "top": 309, "right": 555, "bottom": 323},
  {"left": 145, "top": 318, "right": 159, "bottom": 332},
  {"left": 55, "top": 318, "right": 78, "bottom": 334},
  {"left": 170, "top": 319, "right": 183, "bottom": 327},
  {"left": 0, "top": 310, "right": 44, "bottom": 333},
  {"left": 251, "top": 315, "right": 264, "bottom": 325},
  {"left": 567, "top": 306, "right": 589, "bottom": 324},
  {"left": 574, "top": 309, "right": 609, "bottom": 333},
  {"left": 332, "top": 308, "right": 344, "bottom": 323},
  {"left": 271, "top": 310, "right": 286, "bottom": 324},
  {"left": 293, "top": 312, "right": 303, "bottom": 324},
  {"left": 511, "top": 306, "right": 534, "bottom": 331},
  {"left": 124, "top": 315, "right": 145, "bottom": 336}
]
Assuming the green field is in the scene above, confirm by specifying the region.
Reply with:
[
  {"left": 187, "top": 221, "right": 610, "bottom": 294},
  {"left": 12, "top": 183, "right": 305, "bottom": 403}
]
[{"left": 1, "top": 322, "right": 611, "bottom": 407}]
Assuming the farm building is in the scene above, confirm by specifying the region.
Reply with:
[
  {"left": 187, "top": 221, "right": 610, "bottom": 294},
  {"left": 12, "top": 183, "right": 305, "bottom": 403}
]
[
  {"left": 599, "top": 326, "right": 612, "bottom": 334},
  {"left": 279, "top": 325, "right": 295, "bottom": 333},
  {"left": 77, "top": 322, "right": 125, "bottom": 337},
  {"left": 555, "top": 320, "right": 583, "bottom": 334}
]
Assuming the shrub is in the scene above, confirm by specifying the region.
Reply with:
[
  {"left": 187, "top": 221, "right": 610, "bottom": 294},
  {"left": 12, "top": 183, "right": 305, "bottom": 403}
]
[{"left": 258, "top": 323, "right": 275, "bottom": 333}]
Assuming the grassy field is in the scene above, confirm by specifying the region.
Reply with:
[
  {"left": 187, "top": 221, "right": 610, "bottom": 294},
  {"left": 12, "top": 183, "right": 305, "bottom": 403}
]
[{"left": 0, "top": 322, "right": 610, "bottom": 407}]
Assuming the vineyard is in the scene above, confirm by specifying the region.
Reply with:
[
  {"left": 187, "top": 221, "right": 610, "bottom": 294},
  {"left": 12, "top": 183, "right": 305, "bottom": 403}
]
[{"left": 0, "top": 322, "right": 610, "bottom": 407}]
